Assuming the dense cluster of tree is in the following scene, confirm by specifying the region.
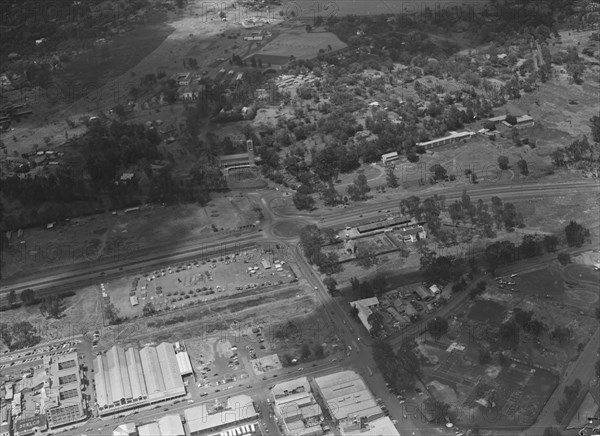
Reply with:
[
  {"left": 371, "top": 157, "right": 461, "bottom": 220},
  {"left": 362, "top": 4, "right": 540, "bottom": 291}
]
[
  {"left": 420, "top": 253, "right": 467, "bottom": 283},
  {"left": 554, "top": 378, "right": 582, "bottom": 424},
  {"left": 551, "top": 136, "right": 599, "bottom": 167},
  {"left": 299, "top": 225, "right": 342, "bottom": 275},
  {"left": 349, "top": 274, "right": 389, "bottom": 299},
  {"left": 484, "top": 232, "right": 560, "bottom": 274},
  {"left": 372, "top": 339, "right": 420, "bottom": 393},
  {"left": 564, "top": 220, "right": 590, "bottom": 247},
  {"left": 0, "top": 321, "right": 41, "bottom": 351}
]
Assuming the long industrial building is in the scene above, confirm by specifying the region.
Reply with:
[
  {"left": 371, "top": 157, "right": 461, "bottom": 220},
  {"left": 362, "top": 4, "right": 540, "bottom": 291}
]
[{"left": 93, "top": 343, "right": 186, "bottom": 416}]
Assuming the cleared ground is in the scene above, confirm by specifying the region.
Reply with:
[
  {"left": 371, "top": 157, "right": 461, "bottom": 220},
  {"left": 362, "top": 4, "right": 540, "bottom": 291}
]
[{"left": 1, "top": 194, "right": 261, "bottom": 279}]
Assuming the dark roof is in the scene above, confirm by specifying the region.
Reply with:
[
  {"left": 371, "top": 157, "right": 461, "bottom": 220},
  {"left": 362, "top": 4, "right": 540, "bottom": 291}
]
[
  {"left": 218, "top": 152, "right": 249, "bottom": 162},
  {"left": 357, "top": 216, "right": 411, "bottom": 233}
]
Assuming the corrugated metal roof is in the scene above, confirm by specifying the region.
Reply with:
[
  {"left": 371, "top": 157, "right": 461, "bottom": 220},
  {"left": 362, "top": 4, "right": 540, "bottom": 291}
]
[
  {"left": 156, "top": 343, "right": 184, "bottom": 393},
  {"left": 126, "top": 347, "right": 146, "bottom": 399},
  {"left": 175, "top": 351, "right": 193, "bottom": 375},
  {"left": 140, "top": 346, "right": 166, "bottom": 395},
  {"left": 93, "top": 357, "right": 109, "bottom": 408},
  {"left": 117, "top": 347, "right": 133, "bottom": 400},
  {"left": 107, "top": 347, "right": 125, "bottom": 402}
]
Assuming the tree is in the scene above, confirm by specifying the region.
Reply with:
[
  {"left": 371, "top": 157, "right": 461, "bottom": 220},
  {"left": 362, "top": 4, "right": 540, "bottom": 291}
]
[
  {"left": 367, "top": 312, "right": 384, "bottom": 335},
  {"left": 427, "top": 317, "right": 449, "bottom": 340},
  {"left": 20, "top": 289, "right": 36, "bottom": 306},
  {"left": 469, "top": 280, "right": 487, "bottom": 298},
  {"left": 371, "top": 274, "right": 388, "bottom": 298},
  {"left": 543, "top": 235, "right": 559, "bottom": 253},
  {"left": 591, "top": 115, "right": 600, "bottom": 143},
  {"left": 7, "top": 290, "right": 16, "bottom": 306},
  {"left": 478, "top": 350, "right": 492, "bottom": 365},
  {"left": 142, "top": 302, "right": 156, "bottom": 317},
  {"left": 429, "top": 164, "right": 447, "bottom": 181},
  {"left": 350, "top": 305, "right": 359, "bottom": 319},
  {"left": 322, "top": 184, "right": 340, "bottom": 206},
  {"left": 557, "top": 252, "right": 571, "bottom": 265},
  {"left": 499, "top": 320, "right": 520, "bottom": 350},
  {"left": 355, "top": 245, "right": 378, "bottom": 269},
  {"left": 517, "top": 159, "right": 529, "bottom": 175},
  {"left": 313, "top": 147, "right": 340, "bottom": 182},
  {"left": 505, "top": 114, "right": 517, "bottom": 125},
  {"left": 347, "top": 171, "right": 370, "bottom": 201},
  {"left": 40, "top": 297, "right": 64, "bottom": 319},
  {"left": 564, "top": 221, "right": 589, "bottom": 247},
  {"left": 423, "top": 398, "right": 453, "bottom": 424},
  {"left": 313, "top": 343, "right": 325, "bottom": 359},
  {"left": 300, "top": 343, "right": 311, "bottom": 359},
  {"left": 323, "top": 277, "right": 338, "bottom": 295},
  {"left": 386, "top": 167, "right": 399, "bottom": 188},
  {"left": 497, "top": 155, "right": 509, "bottom": 170},
  {"left": 113, "top": 104, "right": 126, "bottom": 119},
  {"left": 293, "top": 192, "right": 316, "bottom": 211}
]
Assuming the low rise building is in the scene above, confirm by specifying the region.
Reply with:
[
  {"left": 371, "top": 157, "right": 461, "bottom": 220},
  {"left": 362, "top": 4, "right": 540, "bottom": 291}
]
[
  {"left": 381, "top": 151, "right": 399, "bottom": 165},
  {"left": 349, "top": 298, "right": 380, "bottom": 332},
  {"left": 184, "top": 394, "right": 258, "bottom": 436},
  {"left": 311, "top": 371, "right": 382, "bottom": 428},
  {"left": 416, "top": 130, "right": 475, "bottom": 149}
]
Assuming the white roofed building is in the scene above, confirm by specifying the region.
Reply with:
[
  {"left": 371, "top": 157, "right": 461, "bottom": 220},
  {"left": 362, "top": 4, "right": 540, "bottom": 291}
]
[
  {"left": 176, "top": 351, "right": 193, "bottom": 376},
  {"left": 184, "top": 394, "right": 258, "bottom": 436},
  {"left": 349, "top": 298, "right": 380, "bottom": 332},
  {"left": 312, "top": 371, "right": 382, "bottom": 426},
  {"left": 93, "top": 343, "right": 185, "bottom": 416}
]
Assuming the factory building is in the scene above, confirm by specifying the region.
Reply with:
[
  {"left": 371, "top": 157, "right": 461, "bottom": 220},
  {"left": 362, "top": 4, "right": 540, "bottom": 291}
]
[{"left": 93, "top": 343, "right": 186, "bottom": 416}]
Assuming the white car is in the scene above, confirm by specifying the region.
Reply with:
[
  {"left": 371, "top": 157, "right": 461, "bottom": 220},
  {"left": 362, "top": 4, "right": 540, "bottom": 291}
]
[{"left": 391, "top": 419, "right": 398, "bottom": 424}]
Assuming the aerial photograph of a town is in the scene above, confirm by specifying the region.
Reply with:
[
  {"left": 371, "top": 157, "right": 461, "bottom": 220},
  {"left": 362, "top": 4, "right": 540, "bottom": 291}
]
[{"left": 0, "top": 0, "right": 599, "bottom": 435}]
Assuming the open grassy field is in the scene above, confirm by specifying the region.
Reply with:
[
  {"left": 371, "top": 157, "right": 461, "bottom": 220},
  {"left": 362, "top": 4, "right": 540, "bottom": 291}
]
[
  {"left": 290, "top": 0, "right": 488, "bottom": 18},
  {"left": 1, "top": 194, "right": 261, "bottom": 279},
  {"left": 254, "top": 30, "right": 347, "bottom": 63}
]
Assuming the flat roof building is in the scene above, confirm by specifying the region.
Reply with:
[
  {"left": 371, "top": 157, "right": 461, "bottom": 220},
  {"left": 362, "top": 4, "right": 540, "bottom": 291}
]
[
  {"left": 184, "top": 394, "right": 258, "bottom": 436},
  {"left": 43, "top": 352, "right": 86, "bottom": 429},
  {"left": 271, "top": 377, "right": 311, "bottom": 399},
  {"left": 138, "top": 414, "right": 185, "bottom": 436},
  {"left": 416, "top": 130, "right": 475, "bottom": 149},
  {"left": 340, "top": 416, "right": 400, "bottom": 436},
  {"left": 349, "top": 298, "right": 379, "bottom": 332},
  {"left": 176, "top": 351, "right": 193, "bottom": 376},
  {"left": 381, "top": 152, "right": 399, "bottom": 165},
  {"left": 312, "top": 371, "right": 382, "bottom": 425}
]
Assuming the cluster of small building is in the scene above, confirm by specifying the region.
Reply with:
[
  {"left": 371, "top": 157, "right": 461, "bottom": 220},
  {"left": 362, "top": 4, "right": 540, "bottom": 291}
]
[
  {"left": 271, "top": 370, "right": 399, "bottom": 436},
  {"left": 351, "top": 283, "right": 447, "bottom": 332},
  {"left": 274, "top": 73, "right": 319, "bottom": 94},
  {"left": 111, "top": 394, "right": 259, "bottom": 436},
  {"left": 0, "top": 351, "right": 88, "bottom": 436}
]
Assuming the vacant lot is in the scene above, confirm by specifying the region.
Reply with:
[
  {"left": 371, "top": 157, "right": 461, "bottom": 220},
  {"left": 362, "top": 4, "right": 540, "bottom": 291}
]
[{"left": 1, "top": 194, "right": 261, "bottom": 279}]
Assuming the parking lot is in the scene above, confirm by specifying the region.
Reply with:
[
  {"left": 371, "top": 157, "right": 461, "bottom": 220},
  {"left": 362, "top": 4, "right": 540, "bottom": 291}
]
[{"left": 105, "top": 247, "right": 296, "bottom": 319}]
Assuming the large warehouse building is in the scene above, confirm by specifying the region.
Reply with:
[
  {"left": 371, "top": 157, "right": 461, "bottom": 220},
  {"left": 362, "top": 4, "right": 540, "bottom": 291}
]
[{"left": 93, "top": 343, "right": 186, "bottom": 416}]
